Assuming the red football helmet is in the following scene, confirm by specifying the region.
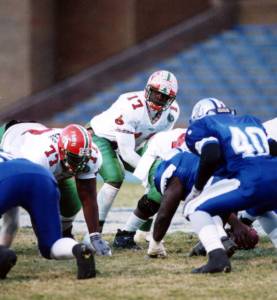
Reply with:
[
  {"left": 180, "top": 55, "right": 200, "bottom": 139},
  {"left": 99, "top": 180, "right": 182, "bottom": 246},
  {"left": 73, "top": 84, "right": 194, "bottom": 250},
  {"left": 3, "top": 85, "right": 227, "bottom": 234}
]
[{"left": 58, "top": 124, "right": 92, "bottom": 174}]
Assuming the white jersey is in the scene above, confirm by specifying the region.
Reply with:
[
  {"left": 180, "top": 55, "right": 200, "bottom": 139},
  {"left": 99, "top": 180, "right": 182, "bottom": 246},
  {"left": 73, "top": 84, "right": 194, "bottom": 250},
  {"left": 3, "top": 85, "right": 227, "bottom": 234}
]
[
  {"left": 1, "top": 122, "right": 102, "bottom": 180},
  {"left": 90, "top": 90, "right": 180, "bottom": 149},
  {"left": 263, "top": 118, "right": 277, "bottom": 141},
  {"left": 133, "top": 128, "right": 188, "bottom": 186}
]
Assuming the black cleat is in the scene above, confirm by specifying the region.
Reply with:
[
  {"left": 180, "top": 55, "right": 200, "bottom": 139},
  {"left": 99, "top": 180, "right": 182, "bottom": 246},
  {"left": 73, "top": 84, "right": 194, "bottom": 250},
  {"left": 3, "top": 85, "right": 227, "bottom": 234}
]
[
  {"left": 62, "top": 225, "right": 74, "bottom": 239},
  {"left": 113, "top": 229, "right": 141, "bottom": 250},
  {"left": 221, "top": 236, "right": 237, "bottom": 257},
  {"left": 189, "top": 241, "right": 206, "bottom": 257},
  {"left": 189, "top": 236, "right": 237, "bottom": 258},
  {"left": 192, "top": 248, "right": 231, "bottom": 274},
  {"left": 0, "top": 246, "right": 17, "bottom": 279},
  {"left": 73, "top": 243, "right": 96, "bottom": 279}
]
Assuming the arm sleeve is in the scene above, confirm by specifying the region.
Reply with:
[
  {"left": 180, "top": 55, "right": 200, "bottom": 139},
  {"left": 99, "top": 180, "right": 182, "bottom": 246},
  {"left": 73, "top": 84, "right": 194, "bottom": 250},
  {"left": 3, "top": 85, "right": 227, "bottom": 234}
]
[
  {"left": 115, "top": 131, "right": 141, "bottom": 168},
  {"left": 268, "top": 138, "right": 277, "bottom": 156},
  {"left": 194, "top": 142, "right": 223, "bottom": 191}
]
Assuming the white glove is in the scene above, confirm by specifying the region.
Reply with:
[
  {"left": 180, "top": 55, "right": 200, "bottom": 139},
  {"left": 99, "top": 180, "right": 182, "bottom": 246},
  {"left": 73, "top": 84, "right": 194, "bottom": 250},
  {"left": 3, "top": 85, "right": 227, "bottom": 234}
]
[
  {"left": 147, "top": 237, "right": 167, "bottom": 258},
  {"left": 90, "top": 233, "right": 112, "bottom": 256}
]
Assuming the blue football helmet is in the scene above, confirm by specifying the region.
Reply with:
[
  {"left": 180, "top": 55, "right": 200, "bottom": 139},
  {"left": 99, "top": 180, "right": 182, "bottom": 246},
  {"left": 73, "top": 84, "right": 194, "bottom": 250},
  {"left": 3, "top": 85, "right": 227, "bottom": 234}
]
[{"left": 189, "top": 98, "right": 236, "bottom": 124}]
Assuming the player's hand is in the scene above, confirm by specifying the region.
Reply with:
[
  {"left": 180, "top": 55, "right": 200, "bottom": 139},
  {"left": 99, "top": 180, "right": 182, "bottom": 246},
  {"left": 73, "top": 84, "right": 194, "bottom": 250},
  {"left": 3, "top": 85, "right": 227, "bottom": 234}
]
[
  {"left": 147, "top": 237, "right": 167, "bottom": 258},
  {"left": 90, "top": 233, "right": 112, "bottom": 256}
]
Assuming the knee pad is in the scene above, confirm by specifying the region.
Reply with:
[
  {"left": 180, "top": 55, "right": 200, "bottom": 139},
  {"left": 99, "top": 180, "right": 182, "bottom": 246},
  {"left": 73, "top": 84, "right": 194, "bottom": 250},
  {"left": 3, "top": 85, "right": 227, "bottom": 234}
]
[{"left": 137, "top": 195, "right": 160, "bottom": 217}]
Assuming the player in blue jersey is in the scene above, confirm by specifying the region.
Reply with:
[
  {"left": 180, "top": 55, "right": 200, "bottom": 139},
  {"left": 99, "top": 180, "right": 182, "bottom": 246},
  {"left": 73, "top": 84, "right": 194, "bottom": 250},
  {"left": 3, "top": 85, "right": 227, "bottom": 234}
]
[
  {"left": 182, "top": 98, "right": 277, "bottom": 274},
  {"left": 146, "top": 150, "right": 241, "bottom": 258},
  {"left": 0, "top": 151, "right": 95, "bottom": 280}
]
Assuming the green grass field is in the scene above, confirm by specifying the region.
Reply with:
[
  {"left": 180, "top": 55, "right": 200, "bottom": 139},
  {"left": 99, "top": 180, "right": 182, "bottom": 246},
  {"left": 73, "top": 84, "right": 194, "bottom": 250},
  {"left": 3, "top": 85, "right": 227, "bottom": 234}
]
[{"left": 1, "top": 183, "right": 277, "bottom": 300}]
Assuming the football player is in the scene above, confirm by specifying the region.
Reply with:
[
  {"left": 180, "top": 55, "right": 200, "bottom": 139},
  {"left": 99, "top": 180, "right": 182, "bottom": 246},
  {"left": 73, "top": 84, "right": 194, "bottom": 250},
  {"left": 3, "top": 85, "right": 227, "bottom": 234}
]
[
  {"left": 238, "top": 117, "right": 277, "bottom": 247},
  {"left": 0, "top": 151, "right": 95, "bottom": 280},
  {"left": 183, "top": 98, "right": 277, "bottom": 273},
  {"left": 112, "top": 127, "right": 187, "bottom": 248},
  {"left": 0, "top": 122, "right": 111, "bottom": 256},
  {"left": 86, "top": 70, "right": 180, "bottom": 232}
]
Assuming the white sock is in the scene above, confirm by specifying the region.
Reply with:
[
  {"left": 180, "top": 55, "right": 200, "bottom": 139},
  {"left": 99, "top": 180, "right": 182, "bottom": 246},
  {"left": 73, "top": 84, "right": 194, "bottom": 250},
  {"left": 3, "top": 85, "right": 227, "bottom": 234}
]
[
  {"left": 123, "top": 213, "right": 146, "bottom": 232},
  {"left": 61, "top": 214, "right": 77, "bottom": 232},
  {"left": 97, "top": 183, "right": 119, "bottom": 221},
  {"left": 190, "top": 211, "right": 224, "bottom": 253},
  {"left": 257, "top": 212, "right": 277, "bottom": 248},
  {"left": 0, "top": 207, "right": 19, "bottom": 247},
  {"left": 213, "top": 215, "right": 228, "bottom": 238},
  {"left": 50, "top": 238, "right": 78, "bottom": 259}
]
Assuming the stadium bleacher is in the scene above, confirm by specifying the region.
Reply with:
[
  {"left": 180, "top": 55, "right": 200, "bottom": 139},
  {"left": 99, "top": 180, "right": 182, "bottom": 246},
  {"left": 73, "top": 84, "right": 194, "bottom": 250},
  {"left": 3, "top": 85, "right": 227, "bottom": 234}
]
[{"left": 50, "top": 24, "right": 277, "bottom": 126}]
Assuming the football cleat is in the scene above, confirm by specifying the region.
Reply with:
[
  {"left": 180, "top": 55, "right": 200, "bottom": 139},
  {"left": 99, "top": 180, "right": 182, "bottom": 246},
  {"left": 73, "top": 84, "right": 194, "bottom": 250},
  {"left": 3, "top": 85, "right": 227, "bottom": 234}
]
[
  {"left": 189, "top": 236, "right": 237, "bottom": 258},
  {"left": 191, "top": 248, "right": 231, "bottom": 274},
  {"left": 72, "top": 243, "right": 96, "bottom": 279},
  {"left": 113, "top": 229, "right": 141, "bottom": 250},
  {"left": 221, "top": 236, "right": 238, "bottom": 257},
  {"left": 0, "top": 246, "right": 17, "bottom": 279}
]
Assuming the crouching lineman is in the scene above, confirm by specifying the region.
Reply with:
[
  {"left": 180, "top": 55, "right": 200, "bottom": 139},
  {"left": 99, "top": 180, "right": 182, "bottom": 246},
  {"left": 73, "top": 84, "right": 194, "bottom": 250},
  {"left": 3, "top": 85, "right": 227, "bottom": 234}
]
[
  {"left": 190, "top": 117, "right": 277, "bottom": 255},
  {"left": 183, "top": 98, "right": 277, "bottom": 273},
  {"left": 0, "top": 122, "right": 111, "bottom": 256},
  {"left": 0, "top": 151, "right": 95, "bottom": 280}
]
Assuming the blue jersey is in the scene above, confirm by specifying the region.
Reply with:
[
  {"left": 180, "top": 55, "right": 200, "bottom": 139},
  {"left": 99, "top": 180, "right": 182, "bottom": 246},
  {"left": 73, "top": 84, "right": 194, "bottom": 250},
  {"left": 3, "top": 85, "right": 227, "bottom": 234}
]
[
  {"left": 186, "top": 114, "right": 270, "bottom": 174},
  {"left": 154, "top": 151, "right": 199, "bottom": 199},
  {"left": 0, "top": 156, "right": 61, "bottom": 258},
  {"left": 183, "top": 114, "right": 277, "bottom": 218}
]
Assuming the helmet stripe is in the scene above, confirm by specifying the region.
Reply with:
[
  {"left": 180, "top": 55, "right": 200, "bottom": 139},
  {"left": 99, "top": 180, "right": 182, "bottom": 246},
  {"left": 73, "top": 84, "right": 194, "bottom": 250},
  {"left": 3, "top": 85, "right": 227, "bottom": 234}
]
[
  {"left": 76, "top": 124, "right": 89, "bottom": 149},
  {"left": 166, "top": 72, "right": 171, "bottom": 81},
  {"left": 209, "top": 98, "right": 218, "bottom": 110}
]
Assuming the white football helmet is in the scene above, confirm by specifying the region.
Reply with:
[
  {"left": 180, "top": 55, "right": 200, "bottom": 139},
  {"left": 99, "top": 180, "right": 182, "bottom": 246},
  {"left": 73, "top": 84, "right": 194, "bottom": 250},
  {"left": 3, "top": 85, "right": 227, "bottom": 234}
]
[
  {"left": 145, "top": 70, "right": 178, "bottom": 111},
  {"left": 189, "top": 98, "right": 235, "bottom": 124}
]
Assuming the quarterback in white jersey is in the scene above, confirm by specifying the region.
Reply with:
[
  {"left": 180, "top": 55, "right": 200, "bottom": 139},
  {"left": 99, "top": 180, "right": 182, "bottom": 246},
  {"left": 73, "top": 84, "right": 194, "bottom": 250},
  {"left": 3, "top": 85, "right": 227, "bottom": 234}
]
[
  {"left": 87, "top": 70, "right": 180, "bottom": 232},
  {"left": 0, "top": 121, "right": 111, "bottom": 256}
]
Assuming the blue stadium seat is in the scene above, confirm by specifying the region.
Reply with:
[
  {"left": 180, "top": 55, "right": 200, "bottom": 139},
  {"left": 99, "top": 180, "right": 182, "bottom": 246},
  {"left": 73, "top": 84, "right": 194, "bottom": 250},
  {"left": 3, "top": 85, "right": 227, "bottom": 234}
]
[{"left": 50, "top": 24, "right": 277, "bottom": 126}]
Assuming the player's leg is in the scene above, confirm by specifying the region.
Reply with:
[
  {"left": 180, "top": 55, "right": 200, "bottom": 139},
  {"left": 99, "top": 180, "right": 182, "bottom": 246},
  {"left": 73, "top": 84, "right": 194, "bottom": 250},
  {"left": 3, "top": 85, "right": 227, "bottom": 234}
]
[
  {"left": 246, "top": 207, "right": 277, "bottom": 248},
  {"left": 113, "top": 161, "right": 161, "bottom": 249},
  {"left": 183, "top": 179, "right": 245, "bottom": 273},
  {"left": 58, "top": 177, "right": 81, "bottom": 238},
  {"left": 24, "top": 173, "right": 96, "bottom": 279},
  {"left": 134, "top": 159, "right": 161, "bottom": 243},
  {"left": 0, "top": 207, "right": 19, "bottom": 247},
  {"left": 93, "top": 135, "right": 125, "bottom": 232},
  {"left": 0, "top": 179, "right": 19, "bottom": 279}
]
